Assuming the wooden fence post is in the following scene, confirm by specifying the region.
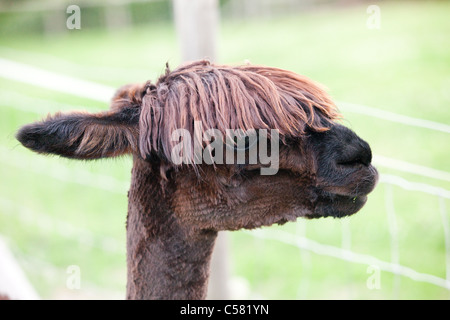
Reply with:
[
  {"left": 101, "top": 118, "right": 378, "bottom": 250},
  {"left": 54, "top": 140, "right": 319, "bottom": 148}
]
[{"left": 172, "top": 0, "right": 230, "bottom": 300}]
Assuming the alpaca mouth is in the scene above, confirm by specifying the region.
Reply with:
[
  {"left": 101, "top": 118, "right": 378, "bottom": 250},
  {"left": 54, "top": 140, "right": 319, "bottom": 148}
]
[
  {"left": 311, "top": 165, "right": 378, "bottom": 219},
  {"left": 312, "top": 193, "right": 369, "bottom": 218}
]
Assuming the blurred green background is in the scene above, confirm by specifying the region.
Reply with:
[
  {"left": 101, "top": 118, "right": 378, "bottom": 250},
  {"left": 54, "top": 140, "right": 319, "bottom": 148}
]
[{"left": 0, "top": 0, "right": 449, "bottom": 299}]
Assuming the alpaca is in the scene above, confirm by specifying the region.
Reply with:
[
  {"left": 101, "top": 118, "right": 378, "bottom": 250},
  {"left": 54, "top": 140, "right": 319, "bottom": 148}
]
[{"left": 16, "top": 60, "right": 378, "bottom": 299}]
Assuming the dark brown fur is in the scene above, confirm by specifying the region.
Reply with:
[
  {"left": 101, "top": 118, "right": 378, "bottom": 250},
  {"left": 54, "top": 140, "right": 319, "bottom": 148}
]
[{"left": 16, "top": 60, "right": 378, "bottom": 299}]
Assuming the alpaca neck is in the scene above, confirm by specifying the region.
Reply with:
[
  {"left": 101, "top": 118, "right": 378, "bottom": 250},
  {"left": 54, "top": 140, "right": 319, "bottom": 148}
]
[{"left": 126, "top": 158, "right": 217, "bottom": 300}]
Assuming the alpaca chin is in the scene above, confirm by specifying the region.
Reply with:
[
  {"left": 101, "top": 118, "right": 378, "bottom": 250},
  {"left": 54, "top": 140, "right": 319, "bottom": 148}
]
[
  {"left": 312, "top": 193, "right": 369, "bottom": 219},
  {"left": 275, "top": 212, "right": 301, "bottom": 225}
]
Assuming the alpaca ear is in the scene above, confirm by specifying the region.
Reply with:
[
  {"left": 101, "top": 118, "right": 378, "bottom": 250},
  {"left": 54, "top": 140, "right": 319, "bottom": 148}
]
[{"left": 16, "top": 108, "right": 139, "bottom": 160}]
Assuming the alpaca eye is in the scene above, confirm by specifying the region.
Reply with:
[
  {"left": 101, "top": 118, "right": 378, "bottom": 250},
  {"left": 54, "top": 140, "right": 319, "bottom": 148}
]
[
  {"left": 233, "top": 136, "right": 248, "bottom": 151},
  {"left": 231, "top": 133, "right": 259, "bottom": 151},
  {"left": 241, "top": 166, "right": 261, "bottom": 174}
]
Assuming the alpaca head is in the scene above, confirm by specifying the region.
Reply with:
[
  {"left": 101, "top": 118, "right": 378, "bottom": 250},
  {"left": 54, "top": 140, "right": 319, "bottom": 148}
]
[{"left": 16, "top": 60, "right": 378, "bottom": 233}]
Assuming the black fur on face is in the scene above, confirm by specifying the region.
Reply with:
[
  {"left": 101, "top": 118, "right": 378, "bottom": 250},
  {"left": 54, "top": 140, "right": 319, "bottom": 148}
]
[{"left": 306, "top": 124, "right": 378, "bottom": 218}]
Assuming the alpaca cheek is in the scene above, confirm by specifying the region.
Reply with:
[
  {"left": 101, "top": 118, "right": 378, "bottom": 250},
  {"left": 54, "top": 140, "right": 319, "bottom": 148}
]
[{"left": 171, "top": 187, "right": 222, "bottom": 230}]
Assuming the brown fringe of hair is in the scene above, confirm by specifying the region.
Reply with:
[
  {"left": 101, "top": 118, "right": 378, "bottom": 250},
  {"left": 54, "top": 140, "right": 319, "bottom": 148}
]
[{"left": 139, "top": 60, "right": 340, "bottom": 161}]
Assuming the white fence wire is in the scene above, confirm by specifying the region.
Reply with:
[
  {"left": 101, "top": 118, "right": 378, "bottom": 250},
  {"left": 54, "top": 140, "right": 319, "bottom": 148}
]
[{"left": 0, "top": 57, "right": 449, "bottom": 297}]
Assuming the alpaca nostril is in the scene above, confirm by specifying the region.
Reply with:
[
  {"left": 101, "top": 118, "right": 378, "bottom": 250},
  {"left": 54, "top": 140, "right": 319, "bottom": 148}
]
[
  {"left": 339, "top": 157, "right": 369, "bottom": 167},
  {"left": 338, "top": 141, "right": 372, "bottom": 167}
]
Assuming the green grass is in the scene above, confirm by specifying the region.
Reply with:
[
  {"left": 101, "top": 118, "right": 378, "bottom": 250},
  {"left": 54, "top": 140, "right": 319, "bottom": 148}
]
[{"left": 0, "top": 1, "right": 449, "bottom": 299}]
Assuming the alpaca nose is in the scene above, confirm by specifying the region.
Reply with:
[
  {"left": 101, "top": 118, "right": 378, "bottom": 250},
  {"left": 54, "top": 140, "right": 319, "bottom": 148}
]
[{"left": 338, "top": 137, "right": 372, "bottom": 167}]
